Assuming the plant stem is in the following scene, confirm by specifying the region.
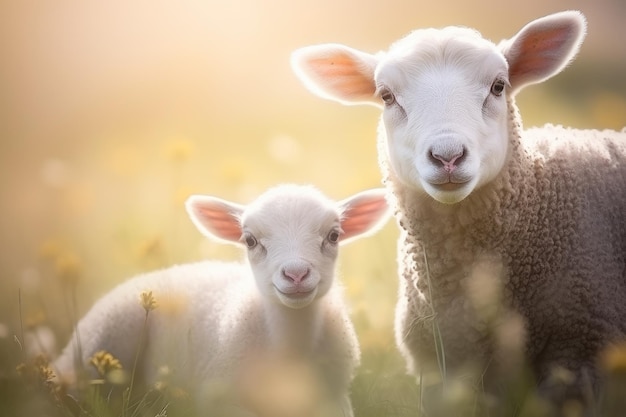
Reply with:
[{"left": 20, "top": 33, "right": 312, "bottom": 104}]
[{"left": 123, "top": 309, "right": 150, "bottom": 417}]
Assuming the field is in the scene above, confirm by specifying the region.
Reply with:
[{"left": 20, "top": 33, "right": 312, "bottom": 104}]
[{"left": 1, "top": 1, "right": 625, "bottom": 416}]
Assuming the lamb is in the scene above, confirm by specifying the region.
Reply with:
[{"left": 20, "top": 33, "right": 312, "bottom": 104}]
[
  {"left": 53, "top": 184, "right": 390, "bottom": 416},
  {"left": 291, "top": 10, "right": 626, "bottom": 413}
]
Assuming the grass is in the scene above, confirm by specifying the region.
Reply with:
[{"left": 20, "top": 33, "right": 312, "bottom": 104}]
[{"left": 4, "top": 247, "right": 626, "bottom": 417}]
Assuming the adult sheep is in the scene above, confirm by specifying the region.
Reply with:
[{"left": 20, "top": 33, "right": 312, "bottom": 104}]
[
  {"left": 291, "top": 10, "right": 626, "bottom": 412},
  {"left": 54, "top": 184, "right": 390, "bottom": 417}
]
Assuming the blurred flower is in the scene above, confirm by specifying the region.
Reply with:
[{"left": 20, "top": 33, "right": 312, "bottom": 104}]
[
  {"left": 547, "top": 365, "right": 576, "bottom": 386},
  {"left": 600, "top": 342, "right": 626, "bottom": 375},
  {"left": 38, "top": 238, "right": 66, "bottom": 261},
  {"left": 16, "top": 354, "right": 56, "bottom": 388},
  {"left": 90, "top": 350, "right": 122, "bottom": 378},
  {"left": 218, "top": 157, "right": 246, "bottom": 184},
  {"left": 137, "top": 236, "right": 165, "bottom": 262},
  {"left": 154, "top": 366, "right": 190, "bottom": 401},
  {"left": 140, "top": 290, "right": 158, "bottom": 313},
  {"left": 239, "top": 355, "right": 322, "bottom": 417},
  {"left": 163, "top": 137, "right": 194, "bottom": 164},
  {"left": 54, "top": 251, "right": 82, "bottom": 286}
]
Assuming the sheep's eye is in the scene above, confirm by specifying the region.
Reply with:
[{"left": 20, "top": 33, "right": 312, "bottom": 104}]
[
  {"left": 491, "top": 79, "right": 506, "bottom": 96},
  {"left": 243, "top": 233, "right": 257, "bottom": 249},
  {"left": 379, "top": 87, "right": 395, "bottom": 105},
  {"left": 327, "top": 229, "right": 340, "bottom": 244}
]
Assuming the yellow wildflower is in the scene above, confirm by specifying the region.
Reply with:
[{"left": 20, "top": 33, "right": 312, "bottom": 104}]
[
  {"left": 54, "top": 251, "right": 82, "bottom": 286},
  {"left": 38, "top": 239, "right": 66, "bottom": 261},
  {"left": 140, "top": 290, "right": 158, "bottom": 313},
  {"left": 163, "top": 138, "right": 194, "bottom": 164},
  {"left": 89, "top": 350, "right": 122, "bottom": 377}
]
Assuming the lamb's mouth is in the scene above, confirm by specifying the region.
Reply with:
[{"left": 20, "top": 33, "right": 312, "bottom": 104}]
[{"left": 275, "top": 287, "right": 316, "bottom": 298}]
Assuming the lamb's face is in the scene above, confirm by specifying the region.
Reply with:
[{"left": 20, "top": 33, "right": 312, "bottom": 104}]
[
  {"left": 242, "top": 195, "right": 339, "bottom": 309},
  {"left": 376, "top": 29, "right": 510, "bottom": 204},
  {"left": 187, "top": 184, "right": 389, "bottom": 309}
]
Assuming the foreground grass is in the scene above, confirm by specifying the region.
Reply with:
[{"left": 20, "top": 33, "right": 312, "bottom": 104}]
[{"left": 3, "top": 322, "right": 626, "bottom": 417}]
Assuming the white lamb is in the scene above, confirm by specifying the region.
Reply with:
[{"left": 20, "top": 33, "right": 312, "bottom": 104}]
[
  {"left": 54, "top": 184, "right": 390, "bottom": 416},
  {"left": 291, "top": 10, "right": 626, "bottom": 413}
]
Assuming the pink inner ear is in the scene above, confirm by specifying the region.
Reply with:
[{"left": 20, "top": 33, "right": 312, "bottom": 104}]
[
  {"left": 311, "top": 53, "right": 374, "bottom": 89},
  {"left": 509, "top": 27, "right": 571, "bottom": 80},
  {"left": 298, "top": 48, "right": 377, "bottom": 102},
  {"left": 506, "top": 14, "right": 584, "bottom": 91},
  {"left": 340, "top": 196, "right": 389, "bottom": 242},
  {"left": 193, "top": 204, "right": 242, "bottom": 242}
]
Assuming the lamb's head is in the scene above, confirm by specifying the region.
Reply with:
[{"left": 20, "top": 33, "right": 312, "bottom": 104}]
[
  {"left": 186, "top": 184, "right": 390, "bottom": 309},
  {"left": 291, "top": 11, "right": 586, "bottom": 204}
]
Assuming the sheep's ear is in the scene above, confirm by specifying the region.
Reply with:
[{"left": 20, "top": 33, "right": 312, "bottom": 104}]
[
  {"left": 499, "top": 11, "right": 586, "bottom": 94},
  {"left": 291, "top": 44, "right": 380, "bottom": 106},
  {"left": 337, "top": 188, "right": 390, "bottom": 244},
  {"left": 185, "top": 195, "right": 245, "bottom": 244}
]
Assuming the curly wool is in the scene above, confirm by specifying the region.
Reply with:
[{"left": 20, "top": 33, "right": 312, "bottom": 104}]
[{"left": 390, "top": 99, "right": 626, "bottom": 392}]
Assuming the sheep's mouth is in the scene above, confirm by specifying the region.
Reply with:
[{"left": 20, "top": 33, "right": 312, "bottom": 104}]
[
  {"left": 274, "top": 286, "right": 318, "bottom": 308},
  {"left": 431, "top": 181, "right": 467, "bottom": 192}
]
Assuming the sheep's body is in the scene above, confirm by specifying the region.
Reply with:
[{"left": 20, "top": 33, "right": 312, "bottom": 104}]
[
  {"left": 54, "top": 184, "right": 390, "bottom": 416},
  {"left": 292, "top": 10, "right": 626, "bottom": 411},
  {"left": 393, "top": 122, "right": 626, "bottom": 387}
]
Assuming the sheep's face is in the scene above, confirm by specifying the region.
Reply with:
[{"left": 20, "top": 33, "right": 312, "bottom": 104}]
[
  {"left": 242, "top": 197, "right": 340, "bottom": 309},
  {"left": 376, "top": 28, "right": 510, "bottom": 204},
  {"left": 291, "top": 11, "right": 586, "bottom": 205}
]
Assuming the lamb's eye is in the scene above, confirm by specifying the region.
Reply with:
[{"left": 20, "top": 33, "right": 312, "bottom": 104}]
[
  {"left": 380, "top": 87, "right": 396, "bottom": 105},
  {"left": 327, "top": 230, "right": 340, "bottom": 244},
  {"left": 491, "top": 79, "right": 506, "bottom": 96},
  {"left": 243, "top": 233, "right": 257, "bottom": 249}
]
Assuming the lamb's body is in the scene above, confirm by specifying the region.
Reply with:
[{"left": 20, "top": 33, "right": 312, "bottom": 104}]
[
  {"left": 54, "top": 184, "right": 390, "bottom": 416},
  {"left": 291, "top": 10, "right": 626, "bottom": 412},
  {"left": 55, "top": 261, "right": 357, "bottom": 400}
]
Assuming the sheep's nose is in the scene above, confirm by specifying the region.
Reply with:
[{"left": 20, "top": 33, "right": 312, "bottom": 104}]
[
  {"left": 282, "top": 265, "right": 310, "bottom": 284},
  {"left": 429, "top": 147, "right": 466, "bottom": 173}
]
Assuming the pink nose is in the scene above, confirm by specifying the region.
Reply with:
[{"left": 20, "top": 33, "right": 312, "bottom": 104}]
[
  {"left": 282, "top": 266, "right": 310, "bottom": 284},
  {"left": 430, "top": 149, "right": 465, "bottom": 173}
]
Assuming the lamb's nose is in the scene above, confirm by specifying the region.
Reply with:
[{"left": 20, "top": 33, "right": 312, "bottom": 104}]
[
  {"left": 430, "top": 148, "right": 466, "bottom": 173},
  {"left": 282, "top": 266, "right": 310, "bottom": 284}
]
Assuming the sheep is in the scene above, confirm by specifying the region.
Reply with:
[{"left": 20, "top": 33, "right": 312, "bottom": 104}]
[
  {"left": 291, "top": 10, "right": 626, "bottom": 413},
  {"left": 53, "top": 184, "right": 390, "bottom": 416}
]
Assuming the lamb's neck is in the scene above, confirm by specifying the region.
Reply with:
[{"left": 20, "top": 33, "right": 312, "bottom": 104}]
[{"left": 262, "top": 298, "right": 324, "bottom": 357}]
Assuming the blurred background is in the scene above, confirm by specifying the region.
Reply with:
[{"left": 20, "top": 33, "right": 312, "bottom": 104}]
[{"left": 0, "top": 0, "right": 625, "bottom": 412}]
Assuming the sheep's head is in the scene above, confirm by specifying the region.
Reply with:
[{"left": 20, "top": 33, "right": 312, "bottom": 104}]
[
  {"left": 185, "top": 185, "right": 390, "bottom": 309},
  {"left": 291, "top": 11, "right": 586, "bottom": 204}
]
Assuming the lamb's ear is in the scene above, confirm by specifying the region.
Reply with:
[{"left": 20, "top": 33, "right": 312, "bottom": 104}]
[
  {"left": 499, "top": 10, "right": 586, "bottom": 94},
  {"left": 185, "top": 195, "right": 245, "bottom": 244},
  {"left": 337, "top": 188, "right": 390, "bottom": 244},
  {"left": 291, "top": 44, "right": 380, "bottom": 106}
]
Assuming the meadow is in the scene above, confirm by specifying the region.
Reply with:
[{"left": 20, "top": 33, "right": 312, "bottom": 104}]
[{"left": 1, "top": 1, "right": 625, "bottom": 416}]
